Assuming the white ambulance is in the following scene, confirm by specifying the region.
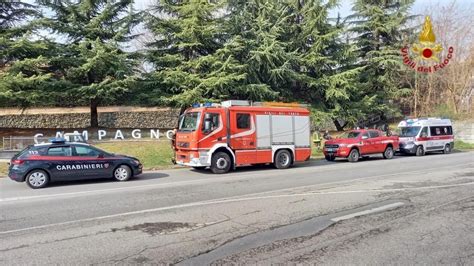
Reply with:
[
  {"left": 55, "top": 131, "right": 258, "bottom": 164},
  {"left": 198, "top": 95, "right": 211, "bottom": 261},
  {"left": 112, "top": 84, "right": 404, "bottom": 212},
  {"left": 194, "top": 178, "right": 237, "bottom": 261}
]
[{"left": 397, "top": 118, "right": 454, "bottom": 156}]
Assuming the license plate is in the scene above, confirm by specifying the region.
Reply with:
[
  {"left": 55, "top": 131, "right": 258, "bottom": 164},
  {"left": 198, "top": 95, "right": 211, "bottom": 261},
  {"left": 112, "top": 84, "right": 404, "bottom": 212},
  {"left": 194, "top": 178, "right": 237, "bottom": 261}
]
[{"left": 325, "top": 148, "right": 336, "bottom": 152}]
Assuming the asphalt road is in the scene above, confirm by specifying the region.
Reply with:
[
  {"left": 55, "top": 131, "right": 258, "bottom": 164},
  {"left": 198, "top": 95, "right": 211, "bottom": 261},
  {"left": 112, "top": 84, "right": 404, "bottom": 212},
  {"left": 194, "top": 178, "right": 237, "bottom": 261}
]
[{"left": 1, "top": 151, "right": 473, "bottom": 264}]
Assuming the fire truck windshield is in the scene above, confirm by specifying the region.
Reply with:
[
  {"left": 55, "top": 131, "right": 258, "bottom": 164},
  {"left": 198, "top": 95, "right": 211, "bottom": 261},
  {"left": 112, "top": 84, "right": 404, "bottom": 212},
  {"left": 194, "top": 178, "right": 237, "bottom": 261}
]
[{"left": 178, "top": 112, "right": 201, "bottom": 132}]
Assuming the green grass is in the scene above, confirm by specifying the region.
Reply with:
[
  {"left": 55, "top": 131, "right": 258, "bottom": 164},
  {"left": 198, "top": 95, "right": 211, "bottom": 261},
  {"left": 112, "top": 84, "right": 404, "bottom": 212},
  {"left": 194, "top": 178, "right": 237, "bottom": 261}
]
[
  {"left": 0, "top": 162, "right": 8, "bottom": 177},
  {"left": 454, "top": 140, "right": 474, "bottom": 150},
  {"left": 95, "top": 141, "right": 175, "bottom": 170}
]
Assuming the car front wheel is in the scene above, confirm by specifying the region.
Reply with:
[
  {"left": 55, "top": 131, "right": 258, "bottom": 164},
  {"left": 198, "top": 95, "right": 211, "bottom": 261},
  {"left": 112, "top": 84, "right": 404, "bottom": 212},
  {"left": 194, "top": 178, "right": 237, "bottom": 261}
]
[
  {"left": 114, "top": 165, "right": 132, "bottom": 181},
  {"left": 348, "top": 149, "right": 360, "bottom": 162},
  {"left": 26, "top": 170, "right": 49, "bottom": 189},
  {"left": 415, "top": 145, "right": 425, "bottom": 156}
]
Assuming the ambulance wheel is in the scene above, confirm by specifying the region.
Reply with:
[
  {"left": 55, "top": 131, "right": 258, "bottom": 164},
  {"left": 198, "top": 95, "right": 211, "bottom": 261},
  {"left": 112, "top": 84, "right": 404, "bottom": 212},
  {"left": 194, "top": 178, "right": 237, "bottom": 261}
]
[
  {"left": 348, "top": 149, "right": 360, "bottom": 162},
  {"left": 442, "top": 144, "right": 451, "bottom": 154},
  {"left": 114, "top": 165, "right": 131, "bottom": 181},
  {"left": 26, "top": 169, "right": 49, "bottom": 189},
  {"left": 415, "top": 145, "right": 425, "bottom": 156},
  {"left": 274, "top": 150, "right": 292, "bottom": 169},
  {"left": 211, "top": 152, "right": 231, "bottom": 174},
  {"left": 325, "top": 155, "right": 335, "bottom": 161},
  {"left": 383, "top": 146, "right": 394, "bottom": 159}
]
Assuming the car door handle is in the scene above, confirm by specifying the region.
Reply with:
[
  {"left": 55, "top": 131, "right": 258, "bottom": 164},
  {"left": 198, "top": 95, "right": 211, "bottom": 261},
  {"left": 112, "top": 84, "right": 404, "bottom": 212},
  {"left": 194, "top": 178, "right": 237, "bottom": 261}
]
[{"left": 217, "top": 137, "right": 222, "bottom": 141}]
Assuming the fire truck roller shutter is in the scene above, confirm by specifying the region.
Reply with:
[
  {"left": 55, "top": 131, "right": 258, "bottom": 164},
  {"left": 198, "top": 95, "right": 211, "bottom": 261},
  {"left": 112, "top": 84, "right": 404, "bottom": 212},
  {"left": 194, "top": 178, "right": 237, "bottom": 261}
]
[
  {"left": 294, "top": 116, "right": 310, "bottom": 148},
  {"left": 271, "top": 115, "right": 294, "bottom": 145},
  {"left": 294, "top": 115, "right": 311, "bottom": 161},
  {"left": 255, "top": 115, "right": 272, "bottom": 163}
]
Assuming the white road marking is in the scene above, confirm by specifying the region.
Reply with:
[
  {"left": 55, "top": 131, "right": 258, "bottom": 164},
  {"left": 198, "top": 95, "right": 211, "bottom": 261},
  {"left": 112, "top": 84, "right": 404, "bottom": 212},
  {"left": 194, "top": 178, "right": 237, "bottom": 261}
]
[
  {"left": 1, "top": 181, "right": 473, "bottom": 235},
  {"left": 1, "top": 162, "right": 471, "bottom": 203},
  {"left": 331, "top": 202, "right": 405, "bottom": 222}
]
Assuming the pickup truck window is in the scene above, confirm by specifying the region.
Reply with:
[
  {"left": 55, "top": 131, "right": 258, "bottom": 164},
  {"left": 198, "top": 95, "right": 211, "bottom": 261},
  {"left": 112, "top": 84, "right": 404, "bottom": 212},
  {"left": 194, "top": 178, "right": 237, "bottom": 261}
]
[
  {"left": 341, "top": 131, "right": 361, "bottom": 138},
  {"left": 369, "top": 131, "right": 379, "bottom": 138}
]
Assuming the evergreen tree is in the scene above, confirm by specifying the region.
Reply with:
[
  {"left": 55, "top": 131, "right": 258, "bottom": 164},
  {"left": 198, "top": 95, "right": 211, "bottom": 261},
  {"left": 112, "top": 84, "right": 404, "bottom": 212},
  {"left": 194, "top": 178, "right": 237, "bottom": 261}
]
[
  {"left": 349, "top": 0, "right": 415, "bottom": 122},
  {"left": 224, "top": 0, "right": 298, "bottom": 101},
  {"left": 145, "top": 0, "right": 246, "bottom": 107},
  {"left": 37, "top": 0, "right": 141, "bottom": 127},
  {"left": 0, "top": 1, "right": 56, "bottom": 108}
]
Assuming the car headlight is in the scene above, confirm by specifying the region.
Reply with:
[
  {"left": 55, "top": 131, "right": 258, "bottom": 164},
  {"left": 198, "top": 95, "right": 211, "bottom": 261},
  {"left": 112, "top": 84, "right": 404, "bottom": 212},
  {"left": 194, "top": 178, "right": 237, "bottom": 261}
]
[
  {"left": 133, "top": 160, "right": 140, "bottom": 165},
  {"left": 339, "top": 143, "right": 347, "bottom": 147}
]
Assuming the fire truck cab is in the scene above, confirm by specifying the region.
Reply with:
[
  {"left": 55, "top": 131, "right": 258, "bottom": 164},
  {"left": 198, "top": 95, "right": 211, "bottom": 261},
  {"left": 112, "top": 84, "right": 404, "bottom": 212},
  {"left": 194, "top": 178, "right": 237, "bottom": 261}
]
[{"left": 174, "top": 100, "right": 311, "bottom": 173}]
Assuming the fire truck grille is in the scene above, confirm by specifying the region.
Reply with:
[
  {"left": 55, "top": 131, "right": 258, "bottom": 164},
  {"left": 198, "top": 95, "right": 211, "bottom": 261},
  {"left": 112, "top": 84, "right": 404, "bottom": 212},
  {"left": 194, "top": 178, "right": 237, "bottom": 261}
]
[
  {"left": 324, "top": 144, "right": 339, "bottom": 149},
  {"left": 177, "top": 142, "right": 189, "bottom": 148}
]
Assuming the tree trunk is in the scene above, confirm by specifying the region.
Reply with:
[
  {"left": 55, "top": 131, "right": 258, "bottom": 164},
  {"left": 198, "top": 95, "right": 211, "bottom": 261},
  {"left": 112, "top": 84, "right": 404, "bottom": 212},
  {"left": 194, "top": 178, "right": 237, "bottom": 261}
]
[
  {"left": 90, "top": 98, "right": 99, "bottom": 128},
  {"left": 333, "top": 119, "right": 345, "bottom": 131}
]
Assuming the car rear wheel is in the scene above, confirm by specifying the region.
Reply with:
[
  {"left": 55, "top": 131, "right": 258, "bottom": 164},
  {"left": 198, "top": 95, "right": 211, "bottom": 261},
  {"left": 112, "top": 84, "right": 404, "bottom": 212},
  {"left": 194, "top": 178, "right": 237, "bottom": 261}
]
[
  {"left": 274, "top": 150, "right": 292, "bottom": 169},
  {"left": 26, "top": 170, "right": 49, "bottom": 189},
  {"left": 383, "top": 146, "right": 394, "bottom": 159},
  {"left": 442, "top": 144, "right": 451, "bottom": 154},
  {"left": 415, "top": 145, "right": 425, "bottom": 156},
  {"left": 347, "top": 149, "right": 360, "bottom": 162},
  {"left": 211, "top": 152, "right": 232, "bottom": 174},
  {"left": 114, "top": 165, "right": 132, "bottom": 181},
  {"left": 325, "top": 155, "right": 335, "bottom": 161}
]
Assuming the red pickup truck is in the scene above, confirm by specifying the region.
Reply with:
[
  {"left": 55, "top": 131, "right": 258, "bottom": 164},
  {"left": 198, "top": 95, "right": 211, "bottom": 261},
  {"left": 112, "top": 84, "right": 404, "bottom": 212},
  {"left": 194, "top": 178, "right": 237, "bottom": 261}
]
[{"left": 323, "top": 129, "right": 399, "bottom": 162}]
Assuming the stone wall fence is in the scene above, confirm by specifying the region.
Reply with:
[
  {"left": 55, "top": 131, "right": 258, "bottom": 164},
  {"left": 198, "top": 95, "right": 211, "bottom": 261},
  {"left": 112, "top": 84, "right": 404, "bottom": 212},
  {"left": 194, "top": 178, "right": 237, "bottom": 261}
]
[{"left": 0, "top": 107, "right": 181, "bottom": 129}]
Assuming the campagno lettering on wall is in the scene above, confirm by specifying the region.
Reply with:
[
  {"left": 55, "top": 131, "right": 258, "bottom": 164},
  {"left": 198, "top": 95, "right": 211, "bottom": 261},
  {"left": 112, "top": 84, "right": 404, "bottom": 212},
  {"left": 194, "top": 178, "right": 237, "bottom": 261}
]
[{"left": 33, "top": 129, "right": 175, "bottom": 144}]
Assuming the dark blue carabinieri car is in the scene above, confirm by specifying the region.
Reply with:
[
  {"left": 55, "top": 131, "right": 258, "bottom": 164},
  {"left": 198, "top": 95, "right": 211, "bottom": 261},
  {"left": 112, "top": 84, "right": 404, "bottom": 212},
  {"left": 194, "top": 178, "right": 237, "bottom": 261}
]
[{"left": 8, "top": 139, "right": 142, "bottom": 189}]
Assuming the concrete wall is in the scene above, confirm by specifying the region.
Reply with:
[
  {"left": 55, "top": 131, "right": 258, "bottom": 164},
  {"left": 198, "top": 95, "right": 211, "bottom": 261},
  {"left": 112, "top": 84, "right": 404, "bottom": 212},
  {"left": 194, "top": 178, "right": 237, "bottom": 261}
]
[
  {"left": 453, "top": 121, "right": 474, "bottom": 144},
  {"left": 0, "top": 107, "right": 180, "bottom": 129}
]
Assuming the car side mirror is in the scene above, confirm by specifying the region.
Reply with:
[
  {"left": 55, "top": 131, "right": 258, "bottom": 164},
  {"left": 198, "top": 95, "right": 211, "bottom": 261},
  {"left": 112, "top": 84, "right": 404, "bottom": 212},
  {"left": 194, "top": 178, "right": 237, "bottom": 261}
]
[
  {"left": 421, "top": 132, "right": 428, "bottom": 138},
  {"left": 98, "top": 153, "right": 105, "bottom": 158},
  {"left": 362, "top": 135, "right": 368, "bottom": 140}
]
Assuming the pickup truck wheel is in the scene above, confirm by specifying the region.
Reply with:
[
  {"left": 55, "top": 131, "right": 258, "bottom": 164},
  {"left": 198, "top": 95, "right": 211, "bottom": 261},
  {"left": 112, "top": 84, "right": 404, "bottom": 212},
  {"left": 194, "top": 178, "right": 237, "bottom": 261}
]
[
  {"left": 211, "top": 152, "right": 231, "bottom": 174},
  {"left": 325, "top": 155, "right": 335, "bottom": 161},
  {"left": 383, "top": 146, "right": 394, "bottom": 159},
  {"left": 415, "top": 145, "right": 425, "bottom": 156},
  {"left": 347, "top": 149, "right": 360, "bottom": 162},
  {"left": 442, "top": 144, "right": 451, "bottom": 154}
]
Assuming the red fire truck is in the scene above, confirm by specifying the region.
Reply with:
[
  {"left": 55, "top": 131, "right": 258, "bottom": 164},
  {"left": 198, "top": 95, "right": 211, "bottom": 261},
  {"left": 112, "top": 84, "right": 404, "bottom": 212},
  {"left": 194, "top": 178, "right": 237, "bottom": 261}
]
[{"left": 174, "top": 100, "right": 311, "bottom": 173}]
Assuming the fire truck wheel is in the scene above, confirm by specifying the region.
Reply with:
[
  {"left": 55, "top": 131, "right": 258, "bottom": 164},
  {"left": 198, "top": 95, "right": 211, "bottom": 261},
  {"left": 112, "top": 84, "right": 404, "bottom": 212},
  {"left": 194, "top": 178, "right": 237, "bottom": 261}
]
[
  {"left": 415, "top": 145, "right": 425, "bottom": 156},
  {"left": 383, "top": 146, "right": 394, "bottom": 159},
  {"left": 325, "top": 155, "right": 335, "bottom": 161},
  {"left": 442, "top": 144, "right": 451, "bottom": 154},
  {"left": 348, "top": 149, "right": 360, "bottom": 162},
  {"left": 274, "top": 150, "right": 292, "bottom": 169},
  {"left": 211, "top": 152, "right": 232, "bottom": 174}
]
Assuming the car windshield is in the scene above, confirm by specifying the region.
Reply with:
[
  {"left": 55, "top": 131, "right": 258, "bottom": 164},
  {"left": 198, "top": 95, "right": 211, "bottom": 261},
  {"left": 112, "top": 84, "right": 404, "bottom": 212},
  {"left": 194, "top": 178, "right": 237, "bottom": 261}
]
[
  {"left": 399, "top": 126, "right": 421, "bottom": 137},
  {"left": 178, "top": 112, "right": 201, "bottom": 132},
  {"left": 340, "top": 131, "right": 361, "bottom": 139}
]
